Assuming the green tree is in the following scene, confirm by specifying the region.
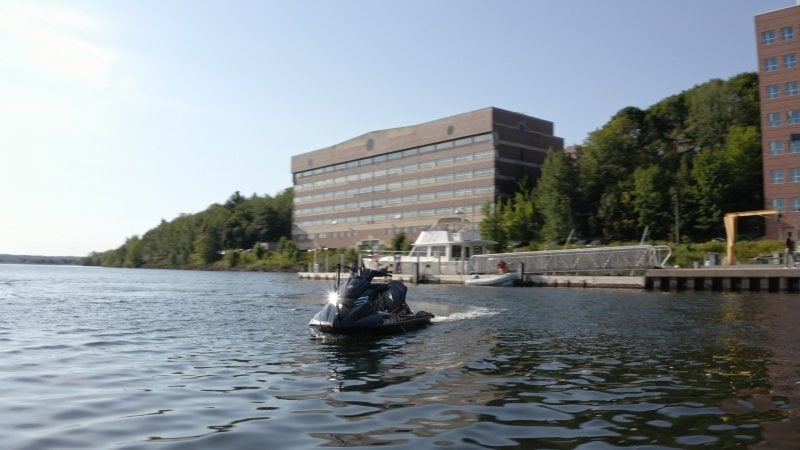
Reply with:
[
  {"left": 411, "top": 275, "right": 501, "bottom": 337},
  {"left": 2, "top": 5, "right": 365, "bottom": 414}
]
[
  {"left": 265, "top": 188, "right": 294, "bottom": 242},
  {"left": 277, "top": 236, "right": 298, "bottom": 260},
  {"left": 684, "top": 79, "right": 732, "bottom": 150},
  {"left": 552, "top": 72, "right": 762, "bottom": 245},
  {"left": 479, "top": 201, "right": 506, "bottom": 252},
  {"left": 576, "top": 107, "right": 648, "bottom": 237},
  {"left": 724, "top": 125, "right": 763, "bottom": 211},
  {"left": 193, "top": 230, "right": 221, "bottom": 265},
  {"left": 596, "top": 181, "right": 639, "bottom": 241},
  {"left": 123, "top": 235, "right": 144, "bottom": 268},
  {"left": 253, "top": 242, "right": 265, "bottom": 259},
  {"left": 222, "top": 215, "right": 246, "bottom": 249},
  {"left": 534, "top": 150, "right": 576, "bottom": 242},
  {"left": 224, "top": 250, "right": 240, "bottom": 268},
  {"left": 687, "top": 148, "right": 729, "bottom": 240},
  {"left": 99, "top": 245, "right": 125, "bottom": 267},
  {"left": 390, "top": 230, "right": 410, "bottom": 252},
  {"left": 92, "top": 189, "right": 293, "bottom": 269},
  {"left": 224, "top": 190, "right": 245, "bottom": 210},
  {"left": 671, "top": 156, "right": 694, "bottom": 243},
  {"left": 500, "top": 179, "right": 538, "bottom": 245},
  {"left": 725, "top": 72, "right": 761, "bottom": 128},
  {"left": 632, "top": 164, "right": 673, "bottom": 239}
]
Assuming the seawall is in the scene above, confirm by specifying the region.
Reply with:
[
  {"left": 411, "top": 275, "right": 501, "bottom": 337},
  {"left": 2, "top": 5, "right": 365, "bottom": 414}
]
[{"left": 298, "top": 266, "right": 800, "bottom": 292}]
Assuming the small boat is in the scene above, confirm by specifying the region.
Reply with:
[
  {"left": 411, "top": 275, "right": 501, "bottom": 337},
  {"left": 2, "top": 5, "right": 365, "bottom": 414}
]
[
  {"left": 308, "top": 264, "right": 434, "bottom": 337},
  {"left": 368, "top": 218, "right": 496, "bottom": 276},
  {"left": 464, "top": 272, "right": 521, "bottom": 287}
]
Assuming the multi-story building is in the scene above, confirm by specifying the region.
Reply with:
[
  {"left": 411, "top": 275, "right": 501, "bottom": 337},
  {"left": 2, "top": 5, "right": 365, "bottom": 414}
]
[
  {"left": 290, "top": 107, "right": 563, "bottom": 250},
  {"left": 756, "top": 3, "right": 800, "bottom": 238}
]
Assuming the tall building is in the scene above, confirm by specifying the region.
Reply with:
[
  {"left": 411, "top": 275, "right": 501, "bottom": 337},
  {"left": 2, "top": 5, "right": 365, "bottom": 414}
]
[
  {"left": 756, "top": 3, "right": 800, "bottom": 238},
  {"left": 290, "top": 107, "right": 563, "bottom": 250}
]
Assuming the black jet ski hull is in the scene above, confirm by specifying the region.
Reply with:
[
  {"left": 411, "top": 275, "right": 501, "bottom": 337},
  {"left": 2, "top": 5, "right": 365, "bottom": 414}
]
[
  {"left": 309, "top": 311, "right": 434, "bottom": 337},
  {"left": 308, "top": 265, "right": 433, "bottom": 337}
]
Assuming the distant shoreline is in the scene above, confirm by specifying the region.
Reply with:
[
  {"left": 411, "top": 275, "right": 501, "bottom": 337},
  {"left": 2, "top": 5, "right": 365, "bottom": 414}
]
[{"left": 0, "top": 254, "right": 82, "bottom": 265}]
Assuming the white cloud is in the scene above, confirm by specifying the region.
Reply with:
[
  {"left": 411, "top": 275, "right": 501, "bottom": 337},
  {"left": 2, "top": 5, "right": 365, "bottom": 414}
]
[
  {"left": 0, "top": 2, "right": 116, "bottom": 84},
  {"left": 0, "top": 2, "right": 130, "bottom": 148}
]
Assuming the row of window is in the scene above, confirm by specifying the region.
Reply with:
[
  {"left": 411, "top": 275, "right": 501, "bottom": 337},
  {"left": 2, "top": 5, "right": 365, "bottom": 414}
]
[
  {"left": 295, "top": 148, "right": 497, "bottom": 193},
  {"left": 772, "top": 198, "right": 800, "bottom": 212},
  {"left": 299, "top": 224, "right": 475, "bottom": 242},
  {"left": 763, "top": 26, "right": 795, "bottom": 45},
  {"left": 769, "top": 139, "right": 800, "bottom": 155},
  {"left": 294, "top": 202, "right": 487, "bottom": 229},
  {"left": 767, "top": 110, "right": 800, "bottom": 127},
  {"left": 763, "top": 53, "right": 797, "bottom": 72},
  {"left": 295, "top": 185, "right": 493, "bottom": 218},
  {"left": 296, "top": 166, "right": 496, "bottom": 206},
  {"left": 770, "top": 168, "right": 800, "bottom": 184},
  {"left": 295, "top": 132, "right": 494, "bottom": 180},
  {"left": 307, "top": 226, "right": 426, "bottom": 241},
  {"left": 766, "top": 81, "right": 800, "bottom": 99}
]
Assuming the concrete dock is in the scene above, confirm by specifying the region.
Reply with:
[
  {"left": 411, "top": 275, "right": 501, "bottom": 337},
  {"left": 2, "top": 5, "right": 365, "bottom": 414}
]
[
  {"left": 297, "top": 272, "right": 646, "bottom": 288},
  {"left": 644, "top": 266, "right": 800, "bottom": 292},
  {"left": 299, "top": 265, "right": 800, "bottom": 293}
]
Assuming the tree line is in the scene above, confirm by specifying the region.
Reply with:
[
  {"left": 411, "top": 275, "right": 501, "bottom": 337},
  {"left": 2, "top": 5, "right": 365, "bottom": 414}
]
[
  {"left": 481, "top": 72, "right": 764, "bottom": 251},
  {"left": 85, "top": 190, "right": 297, "bottom": 269}
]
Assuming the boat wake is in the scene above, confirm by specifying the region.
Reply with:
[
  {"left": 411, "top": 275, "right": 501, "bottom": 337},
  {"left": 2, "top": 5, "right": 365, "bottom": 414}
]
[{"left": 432, "top": 306, "right": 503, "bottom": 323}]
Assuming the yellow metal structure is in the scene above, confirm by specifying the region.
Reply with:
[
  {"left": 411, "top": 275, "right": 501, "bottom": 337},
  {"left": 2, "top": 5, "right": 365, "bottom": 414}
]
[{"left": 723, "top": 210, "right": 780, "bottom": 265}]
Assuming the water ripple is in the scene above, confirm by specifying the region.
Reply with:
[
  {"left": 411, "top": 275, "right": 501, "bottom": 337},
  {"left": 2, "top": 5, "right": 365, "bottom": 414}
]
[{"left": 0, "top": 266, "right": 787, "bottom": 449}]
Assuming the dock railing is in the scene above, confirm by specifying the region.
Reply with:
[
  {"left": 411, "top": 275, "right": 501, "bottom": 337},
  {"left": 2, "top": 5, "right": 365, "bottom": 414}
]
[{"left": 470, "top": 245, "right": 672, "bottom": 275}]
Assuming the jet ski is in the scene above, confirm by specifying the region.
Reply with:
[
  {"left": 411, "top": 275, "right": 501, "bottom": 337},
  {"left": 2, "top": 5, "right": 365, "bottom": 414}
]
[{"left": 308, "top": 264, "right": 434, "bottom": 337}]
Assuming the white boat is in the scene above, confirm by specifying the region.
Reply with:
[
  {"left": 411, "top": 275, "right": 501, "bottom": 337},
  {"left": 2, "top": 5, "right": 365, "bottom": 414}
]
[
  {"left": 365, "top": 219, "right": 496, "bottom": 276},
  {"left": 464, "top": 272, "right": 520, "bottom": 287}
]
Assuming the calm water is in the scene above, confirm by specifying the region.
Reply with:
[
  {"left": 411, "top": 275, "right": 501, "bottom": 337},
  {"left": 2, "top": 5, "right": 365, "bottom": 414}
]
[{"left": 0, "top": 264, "right": 790, "bottom": 449}]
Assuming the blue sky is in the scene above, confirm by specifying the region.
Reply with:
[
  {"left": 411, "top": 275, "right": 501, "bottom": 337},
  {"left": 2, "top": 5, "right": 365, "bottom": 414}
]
[{"left": 1, "top": 0, "right": 792, "bottom": 256}]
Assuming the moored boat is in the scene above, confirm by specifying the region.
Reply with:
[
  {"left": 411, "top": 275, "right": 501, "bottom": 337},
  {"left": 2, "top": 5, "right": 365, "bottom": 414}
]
[
  {"left": 464, "top": 272, "right": 521, "bottom": 287},
  {"left": 366, "top": 219, "right": 496, "bottom": 276}
]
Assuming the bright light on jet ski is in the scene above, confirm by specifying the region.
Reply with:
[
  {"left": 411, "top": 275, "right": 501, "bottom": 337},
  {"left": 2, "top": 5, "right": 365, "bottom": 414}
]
[{"left": 327, "top": 291, "right": 339, "bottom": 305}]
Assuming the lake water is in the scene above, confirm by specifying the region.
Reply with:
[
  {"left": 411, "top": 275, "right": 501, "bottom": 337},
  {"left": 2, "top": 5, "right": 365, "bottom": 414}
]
[{"left": 0, "top": 264, "right": 792, "bottom": 449}]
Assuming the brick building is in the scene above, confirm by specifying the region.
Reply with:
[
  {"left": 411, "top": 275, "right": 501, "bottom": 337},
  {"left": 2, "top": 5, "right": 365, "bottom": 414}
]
[
  {"left": 756, "top": 3, "right": 800, "bottom": 238},
  {"left": 290, "top": 107, "right": 563, "bottom": 250}
]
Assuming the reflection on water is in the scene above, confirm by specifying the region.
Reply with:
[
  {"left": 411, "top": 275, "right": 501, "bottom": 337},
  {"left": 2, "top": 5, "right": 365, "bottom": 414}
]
[
  {"left": 0, "top": 265, "right": 793, "bottom": 449},
  {"left": 305, "top": 326, "right": 776, "bottom": 449}
]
